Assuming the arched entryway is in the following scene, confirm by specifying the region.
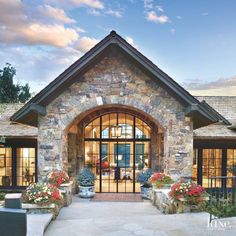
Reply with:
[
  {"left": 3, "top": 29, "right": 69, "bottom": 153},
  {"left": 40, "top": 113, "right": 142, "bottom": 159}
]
[
  {"left": 66, "top": 105, "right": 164, "bottom": 193},
  {"left": 84, "top": 112, "right": 151, "bottom": 193}
]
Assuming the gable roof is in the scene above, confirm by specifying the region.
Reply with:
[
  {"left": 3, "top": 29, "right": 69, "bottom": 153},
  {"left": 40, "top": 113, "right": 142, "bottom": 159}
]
[{"left": 10, "top": 31, "right": 227, "bottom": 129}]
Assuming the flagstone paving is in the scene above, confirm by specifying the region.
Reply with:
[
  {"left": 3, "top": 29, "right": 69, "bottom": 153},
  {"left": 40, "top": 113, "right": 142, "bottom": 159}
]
[{"left": 44, "top": 197, "right": 236, "bottom": 236}]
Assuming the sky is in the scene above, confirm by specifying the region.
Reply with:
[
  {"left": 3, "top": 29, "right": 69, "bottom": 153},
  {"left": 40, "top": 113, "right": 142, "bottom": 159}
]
[{"left": 0, "top": 0, "right": 236, "bottom": 95}]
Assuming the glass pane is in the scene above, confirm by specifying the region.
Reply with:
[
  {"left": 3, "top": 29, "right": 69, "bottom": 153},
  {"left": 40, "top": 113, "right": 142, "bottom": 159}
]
[
  {"left": 202, "top": 149, "right": 222, "bottom": 188},
  {"left": 84, "top": 141, "right": 99, "bottom": 167},
  {"left": 85, "top": 125, "right": 100, "bottom": 138},
  {"left": 0, "top": 148, "right": 12, "bottom": 186},
  {"left": 17, "top": 148, "right": 36, "bottom": 186},
  {"left": 227, "top": 149, "right": 236, "bottom": 188},
  {"left": 102, "top": 114, "right": 109, "bottom": 138},
  {"left": 135, "top": 118, "right": 150, "bottom": 139},
  {"left": 192, "top": 149, "right": 198, "bottom": 182}
]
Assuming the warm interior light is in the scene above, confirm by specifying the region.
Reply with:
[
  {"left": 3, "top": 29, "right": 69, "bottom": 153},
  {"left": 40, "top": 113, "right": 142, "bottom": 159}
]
[
  {"left": 111, "top": 125, "right": 122, "bottom": 137},
  {"left": 23, "top": 148, "right": 29, "bottom": 158}
]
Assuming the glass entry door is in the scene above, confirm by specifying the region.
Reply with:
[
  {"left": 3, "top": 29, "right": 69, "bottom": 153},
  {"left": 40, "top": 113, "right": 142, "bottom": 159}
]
[{"left": 84, "top": 112, "right": 151, "bottom": 193}]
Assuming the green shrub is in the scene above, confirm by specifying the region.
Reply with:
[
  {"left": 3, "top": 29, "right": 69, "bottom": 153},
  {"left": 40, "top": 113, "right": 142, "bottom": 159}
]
[
  {"left": 203, "top": 195, "right": 236, "bottom": 217},
  {"left": 77, "top": 168, "right": 96, "bottom": 187}
]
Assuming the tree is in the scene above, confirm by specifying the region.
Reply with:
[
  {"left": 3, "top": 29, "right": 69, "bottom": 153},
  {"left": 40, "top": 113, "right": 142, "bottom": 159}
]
[{"left": 0, "top": 63, "right": 31, "bottom": 103}]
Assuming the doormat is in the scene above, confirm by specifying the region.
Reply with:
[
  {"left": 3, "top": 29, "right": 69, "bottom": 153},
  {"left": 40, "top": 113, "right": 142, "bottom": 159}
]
[{"left": 90, "top": 193, "right": 143, "bottom": 202}]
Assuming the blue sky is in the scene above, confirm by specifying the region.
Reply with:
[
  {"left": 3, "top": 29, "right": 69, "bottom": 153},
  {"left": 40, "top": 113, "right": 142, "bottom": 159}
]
[{"left": 0, "top": 0, "right": 236, "bottom": 95}]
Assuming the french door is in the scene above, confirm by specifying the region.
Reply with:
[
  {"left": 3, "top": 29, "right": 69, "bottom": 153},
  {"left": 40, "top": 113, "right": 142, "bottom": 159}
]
[{"left": 84, "top": 112, "right": 151, "bottom": 193}]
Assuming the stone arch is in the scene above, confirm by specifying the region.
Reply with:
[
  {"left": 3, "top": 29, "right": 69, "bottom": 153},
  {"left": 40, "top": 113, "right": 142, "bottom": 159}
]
[
  {"left": 37, "top": 50, "right": 193, "bottom": 182},
  {"left": 64, "top": 104, "right": 164, "bottom": 180}
]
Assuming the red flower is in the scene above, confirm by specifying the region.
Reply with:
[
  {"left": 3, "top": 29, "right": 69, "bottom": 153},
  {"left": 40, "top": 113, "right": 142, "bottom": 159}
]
[{"left": 52, "top": 190, "right": 60, "bottom": 200}]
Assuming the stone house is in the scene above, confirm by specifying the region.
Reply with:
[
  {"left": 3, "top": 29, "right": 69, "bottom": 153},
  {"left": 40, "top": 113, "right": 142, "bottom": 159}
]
[{"left": 0, "top": 31, "right": 235, "bottom": 192}]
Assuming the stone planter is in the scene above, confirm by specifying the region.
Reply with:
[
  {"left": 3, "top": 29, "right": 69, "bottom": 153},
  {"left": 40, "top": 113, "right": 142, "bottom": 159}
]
[
  {"left": 175, "top": 196, "right": 209, "bottom": 213},
  {"left": 22, "top": 203, "right": 60, "bottom": 219},
  {"left": 151, "top": 188, "right": 177, "bottom": 214},
  {"left": 59, "top": 181, "right": 73, "bottom": 206},
  {"left": 78, "top": 185, "right": 95, "bottom": 198},
  {"left": 140, "top": 186, "right": 152, "bottom": 199}
]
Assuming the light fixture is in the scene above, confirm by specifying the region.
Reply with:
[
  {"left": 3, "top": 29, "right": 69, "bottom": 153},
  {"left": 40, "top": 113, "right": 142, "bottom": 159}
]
[
  {"left": 0, "top": 136, "right": 6, "bottom": 145},
  {"left": 116, "top": 155, "right": 123, "bottom": 161},
  {"left": 111, "top": 125, "right": 122, "bottom": 137}
]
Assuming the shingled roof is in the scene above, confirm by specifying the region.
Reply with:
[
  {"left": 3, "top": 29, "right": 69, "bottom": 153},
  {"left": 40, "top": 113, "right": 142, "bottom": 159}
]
[
  {"left": 194, "top": 96, "right": 236, "bottom": 139},
  {"left": 196, "top": 96, "right": 236, "bottom": 122},
  {"left": 0, "top": 104, "right": 38, "bottom": 138}
]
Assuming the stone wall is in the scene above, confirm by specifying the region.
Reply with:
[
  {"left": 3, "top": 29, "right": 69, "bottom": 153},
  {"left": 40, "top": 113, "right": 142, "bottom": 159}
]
[{"left": 37, "top": 50, "right": 193, "bottom": 180}]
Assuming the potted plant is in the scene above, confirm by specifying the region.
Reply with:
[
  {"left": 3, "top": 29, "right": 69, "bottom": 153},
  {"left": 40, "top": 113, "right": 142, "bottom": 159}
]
[
  {"left": 77, "top": 168, "right": 96, "bottom": 198},
  {"left": 137, "top": 169, "right": 153, "bottom": 199},
  {"left": 169, "top": 182, "right": 209, "bottom": 213},
  {"left": 149, "top": 172, "right": 173, "bottom": 189},
  {"left": 24, "top": 182, "right": 64, "bottom": 206}
]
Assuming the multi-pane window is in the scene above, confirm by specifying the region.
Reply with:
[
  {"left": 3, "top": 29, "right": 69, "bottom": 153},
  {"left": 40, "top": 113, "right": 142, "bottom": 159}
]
[
  {"left": 0, "top": 147, "right": 36, "bottom": 187},
  {"left": 0, "top": 148, "right": 12, "bottom": 186},
  {"left": 17, "top": 148, "right": 36, "bottom": 186},
  {"left": 202, "top": 149, "right": 222, "bottom": 187}
]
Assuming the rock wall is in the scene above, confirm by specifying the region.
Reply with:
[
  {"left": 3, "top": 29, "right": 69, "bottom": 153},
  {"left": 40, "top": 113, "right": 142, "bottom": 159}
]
[{"left": 37, "top": 50, "right": 193, "bottom": 180}]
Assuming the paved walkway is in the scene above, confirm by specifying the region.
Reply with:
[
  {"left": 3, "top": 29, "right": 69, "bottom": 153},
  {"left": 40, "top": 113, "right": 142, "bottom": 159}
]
[
  {"left": 27, "top": 214, "right": 53, "bottom": 236},
  {"left": 45, "top": 197, "right": 236, "bottom": 236}
]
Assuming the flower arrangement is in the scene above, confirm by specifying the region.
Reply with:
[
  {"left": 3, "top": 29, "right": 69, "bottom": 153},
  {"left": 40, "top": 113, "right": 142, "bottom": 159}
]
[
  {"left": 24, "top": 182, "right": 64, "bottom": 206},
  {"left": 149, "top": 172, "right": 173, "bottom": 188},
  {"left": 169, "top": 182, "right": 208, "bottom": 205},
  {"left": 47, "top": 170, "right": 70, "bottom": 187}
]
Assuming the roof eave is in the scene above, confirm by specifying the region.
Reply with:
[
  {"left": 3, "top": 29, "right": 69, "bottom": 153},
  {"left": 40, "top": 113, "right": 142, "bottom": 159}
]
[{"left": 10, "top": 31, "right": 220, "bottom": 128}]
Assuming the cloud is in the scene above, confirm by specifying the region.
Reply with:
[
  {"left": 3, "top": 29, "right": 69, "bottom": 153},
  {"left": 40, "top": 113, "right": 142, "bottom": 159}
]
[
  {"left": 170, "top": 28, "right": 176, "bottom": 34},
  {"left": 19, "top": 24, "right": 78, "bottom": 47},
  {"left": 183, "top": 76, "right": 236, "bottom": 96},
  {"left": 71, "top": 0, "right": 104, "bottom": 9},
  {"left": 0, "top": 45, "right": 83, "bottom": 92},
  {"left": 0, "top": 0, "right": 25, "bottom": 27},
  {"left": 176, "top": 15, "right": 182, "bottom": 20},
  {"left": 144, "top": 0, "right": 163, "bottom": 12},
  {"left": 88, "top": 8, "right": 102, "bottom": 16},
  {"left": 201, "top": 12, "right": 209, "bottom": 16},
  {"left": 37, "top": 5, "right": 76, "bottom": 24},
  {"left": 46, "top": 0, "right": 104, "bottom": 9},
  {"left": 74, "top": 36, "right": 99, "bottom": 52},
  {"left": 106, "top": 9, "right": 122, "bottom": 18},
  {"left": 144, "top": 0, "right": 153, "bottom": 10},
  {"left": 156, "top": 5, "right": 164, "bottom": 12},
  {"left": 0, "top": 0, "right": 79, "bottom": 47},
  {"left": 125, "top": 36, "right": 137, "bottom": 48},
  {"left": 146, "top": 11, "right": 169, "bottom": 24}
]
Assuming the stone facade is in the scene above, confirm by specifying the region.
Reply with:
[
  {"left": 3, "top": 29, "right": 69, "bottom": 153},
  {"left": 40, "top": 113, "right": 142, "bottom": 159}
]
[{"left": 37, "top": 50, "right": 193, "bottom": 180}]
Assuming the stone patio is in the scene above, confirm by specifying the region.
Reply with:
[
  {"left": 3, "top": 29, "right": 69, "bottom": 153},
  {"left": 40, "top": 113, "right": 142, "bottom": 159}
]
[{"left": 44, "top": 197, "right": 236, "bottom": 236}]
